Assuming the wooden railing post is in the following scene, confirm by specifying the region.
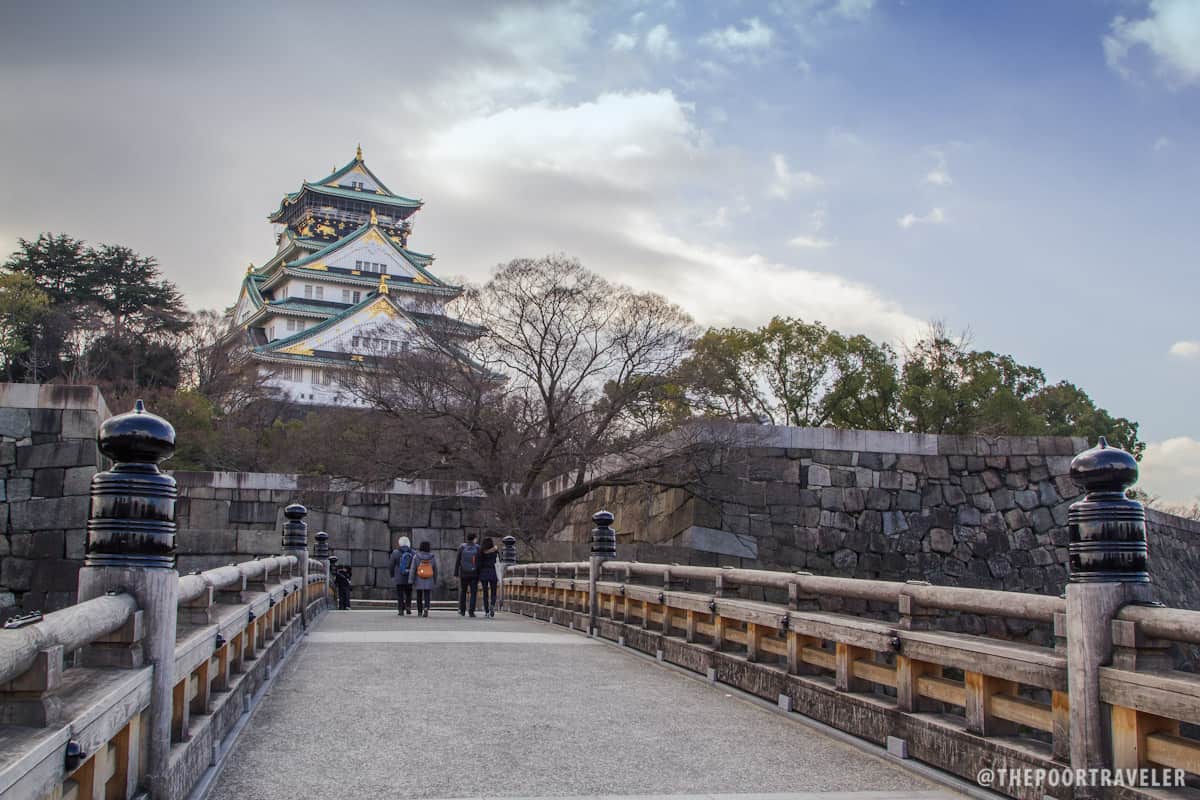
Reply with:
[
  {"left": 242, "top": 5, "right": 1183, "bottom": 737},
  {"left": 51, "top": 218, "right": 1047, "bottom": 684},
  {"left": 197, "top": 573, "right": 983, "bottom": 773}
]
[
  {"left": 75, "top": 400, "right": 180, "bottom": 800},
  {"left": 589, "top": 510, "right": 616, "bottom": 637},
  {"left": 1063, "top": 438, "right": 1155, "bottom": 797},
  {"left": 281, "top": 504, "right": 309, "bottom": 626}
]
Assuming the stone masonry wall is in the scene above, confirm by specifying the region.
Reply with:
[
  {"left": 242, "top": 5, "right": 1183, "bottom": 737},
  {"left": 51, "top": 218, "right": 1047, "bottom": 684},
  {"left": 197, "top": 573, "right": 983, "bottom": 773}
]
[
  {"left": 172, "top": 472, "right": 501, "bottom": 600},
  {"left": 0, "top": 384, "right": 108, "bottom": 615},
  {"left": 554, "top": 426, "right": 1200, "bottom": 617},
  {"left": 3, "top": 384, "right": 1196, "bottom": 618}
]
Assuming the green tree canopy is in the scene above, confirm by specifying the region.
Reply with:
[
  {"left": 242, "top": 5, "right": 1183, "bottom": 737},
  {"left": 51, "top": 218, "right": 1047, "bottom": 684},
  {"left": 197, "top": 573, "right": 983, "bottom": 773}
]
[{"left": 2, "top": 233, "right": 189, "bottom": 388}]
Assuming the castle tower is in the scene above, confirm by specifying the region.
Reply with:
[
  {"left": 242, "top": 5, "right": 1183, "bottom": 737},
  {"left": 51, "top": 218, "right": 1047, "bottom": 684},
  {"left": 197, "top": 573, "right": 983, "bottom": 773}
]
[{"left": 223, "top": 147, "right": 477, "bottom": 406}]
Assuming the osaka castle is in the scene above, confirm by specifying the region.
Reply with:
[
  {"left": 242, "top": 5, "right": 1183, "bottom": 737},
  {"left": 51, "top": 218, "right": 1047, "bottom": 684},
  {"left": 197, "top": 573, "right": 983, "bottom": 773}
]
[{"left": 224, "top": 146, "right": 473, "bottom": 407}]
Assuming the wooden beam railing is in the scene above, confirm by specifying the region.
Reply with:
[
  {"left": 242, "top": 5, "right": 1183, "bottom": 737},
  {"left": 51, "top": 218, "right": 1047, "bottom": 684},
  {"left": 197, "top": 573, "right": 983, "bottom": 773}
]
[{"left": 504, "top": 553, "right": 1200, "bottom": 799}]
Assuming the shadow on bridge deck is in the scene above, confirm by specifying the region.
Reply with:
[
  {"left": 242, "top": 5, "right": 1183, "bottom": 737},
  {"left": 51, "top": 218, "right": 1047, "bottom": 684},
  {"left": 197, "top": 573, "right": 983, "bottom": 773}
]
[{"left": 207, "top": 610, "right": 965, "bottom": 800}]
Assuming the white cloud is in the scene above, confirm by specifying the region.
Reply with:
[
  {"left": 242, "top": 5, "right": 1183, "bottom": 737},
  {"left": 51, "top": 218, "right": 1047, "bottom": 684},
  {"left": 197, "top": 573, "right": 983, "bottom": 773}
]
[
  {"left": 923, "top": 148, "right": 953, "bottom": 186},
  {"left": 1104, "top": 0, "right": 1200, "bottom": 87},
  {"left": 610, "top": 32, "right": 637, "bottom": 52},
  {"left": 788, "top": 235, "right": 834, "bottom": 249},
  {"left": 620, "top": 215, "right": 921, "bottom": 342},
  {"left": 403, "top": 92, "right": 920, "bottom": 345},
  {"left": 429, "top": 91, "right": 702, "bottom": 190},
  {"left": 644, "top": 24, "right": 681, "bottom": 60},
  {"left": 1169, "top": 340, "right": 1200, "bottom": 357},
  {"left": 768, "top": 153, "right": 823, "bottom": 198},
  {"left": 436, "top": 3, "right": 592, "bottom": 112},
  {"left": 700, "top": 18, "right": 776, "bottom": 58},
  {"left": 898, "top": 207, "right": 946, "bottom": 229},
  {"left": 1140, "top": 437, "right": 1200, "bottom": 506},
  {"left": 1154, "top": 135, "right": 1172, "bottom": 150}
]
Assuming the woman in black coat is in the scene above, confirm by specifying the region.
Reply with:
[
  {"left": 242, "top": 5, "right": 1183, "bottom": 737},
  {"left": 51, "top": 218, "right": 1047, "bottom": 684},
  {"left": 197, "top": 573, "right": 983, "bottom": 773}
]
[{"left": 478, "top": 537, "right": 500, "bottom": 618}]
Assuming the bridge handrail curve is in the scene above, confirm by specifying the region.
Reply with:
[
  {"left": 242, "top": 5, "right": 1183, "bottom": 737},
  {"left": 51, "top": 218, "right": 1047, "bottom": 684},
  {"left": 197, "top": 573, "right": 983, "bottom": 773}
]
[
  {"left": 505, "top": 560, "right": 1063, "bottom": 622},
  {"left": 0, "top": 592, "right": 137, "bottom": 686},
  {"left": 178, "top": 555, "right": 302, "bottom": 605}
]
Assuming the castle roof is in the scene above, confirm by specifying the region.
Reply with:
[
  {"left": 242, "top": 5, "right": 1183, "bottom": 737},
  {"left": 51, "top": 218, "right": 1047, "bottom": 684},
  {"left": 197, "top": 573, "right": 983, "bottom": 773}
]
[{"left": 267, "top": 147, "right": 422, "bottom": 222}]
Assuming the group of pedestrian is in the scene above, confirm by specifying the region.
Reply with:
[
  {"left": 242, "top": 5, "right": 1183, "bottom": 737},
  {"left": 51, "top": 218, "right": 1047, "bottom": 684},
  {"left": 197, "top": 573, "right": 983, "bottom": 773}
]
[{"left": 388, "top": 533, "right": 500, "bottom": 618}]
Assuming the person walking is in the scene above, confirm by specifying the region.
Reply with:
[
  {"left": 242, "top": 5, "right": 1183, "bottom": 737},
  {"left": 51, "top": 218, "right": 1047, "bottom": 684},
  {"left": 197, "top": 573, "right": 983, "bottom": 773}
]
[
  {"left": 389, "top": 536, "right": 415, "bottom": 615},
  {"left": 454, "top": 533, "right": 482, "bottom": 617},
  {"left": 333, "top": 565, "right": 353, "bottom": 610},
  {"left": 478, "top": 537, "right": 500, "bottom": 618},
  {"left": 409, "top": 541, "right": 438, "bottom": 618}
]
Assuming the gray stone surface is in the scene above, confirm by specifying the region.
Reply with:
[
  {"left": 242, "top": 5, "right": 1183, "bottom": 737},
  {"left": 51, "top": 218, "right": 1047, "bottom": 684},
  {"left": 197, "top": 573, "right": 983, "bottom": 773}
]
[{"left": 209, "top": 612, "right": 957, "bottom": 800}]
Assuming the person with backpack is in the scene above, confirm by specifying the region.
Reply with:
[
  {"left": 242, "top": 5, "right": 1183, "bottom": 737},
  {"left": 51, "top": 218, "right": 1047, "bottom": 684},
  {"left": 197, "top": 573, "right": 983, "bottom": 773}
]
[
  {"left": 454, "top": 532, "right": 482, "bottom": 618},
  {"left": 409, "top": 541, "right": 438, "bottom": 617},
  {"left": 389, "top": 536, "right": 415, "bottom": 616},
  {"left": 478, "top": 537, "right": 500, "bottom": 618}
]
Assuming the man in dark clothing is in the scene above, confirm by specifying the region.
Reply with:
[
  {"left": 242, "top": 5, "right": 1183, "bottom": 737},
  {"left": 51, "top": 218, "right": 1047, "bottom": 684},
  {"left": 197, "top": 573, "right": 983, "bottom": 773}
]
[
  {"left": 333, "top": 565, "right": 353, "bottom": 610},
  {"left": 454, "top": 533, "right": 482, "bottom": 617}
]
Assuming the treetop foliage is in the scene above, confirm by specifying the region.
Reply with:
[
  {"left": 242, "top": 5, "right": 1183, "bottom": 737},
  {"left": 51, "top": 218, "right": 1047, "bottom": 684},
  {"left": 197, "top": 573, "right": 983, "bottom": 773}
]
[{"left": 677, "top": 317, "right": 1144, "bottom": 457}]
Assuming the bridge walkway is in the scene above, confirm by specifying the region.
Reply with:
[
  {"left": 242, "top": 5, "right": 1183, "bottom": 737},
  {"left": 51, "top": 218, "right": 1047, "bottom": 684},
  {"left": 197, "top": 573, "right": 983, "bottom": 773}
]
[{"left": 208, "top": 609, "right": 965, "bottom": 800}]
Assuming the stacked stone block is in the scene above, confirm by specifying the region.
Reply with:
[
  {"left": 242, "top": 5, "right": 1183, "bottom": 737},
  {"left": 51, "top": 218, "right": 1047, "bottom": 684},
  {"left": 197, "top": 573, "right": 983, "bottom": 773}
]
[
  {"left": 554, "top": 429, "right": 1191, "bottom": 608},
  {"left": 0, "top": 384, "right": 108, "bottom": 615},
  {"left": 171, "top": 472, "right": 502, "bottom": 600}
]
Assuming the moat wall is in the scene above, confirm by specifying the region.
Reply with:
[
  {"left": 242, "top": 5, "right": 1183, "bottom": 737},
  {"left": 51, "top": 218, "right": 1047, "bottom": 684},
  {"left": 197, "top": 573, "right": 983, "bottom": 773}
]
[
  {"left": 552, "top": 425, "right": 1200, "bottom": 618},
  {"left": 2, "top": 385, "right": 1197, "bottom": 618}
]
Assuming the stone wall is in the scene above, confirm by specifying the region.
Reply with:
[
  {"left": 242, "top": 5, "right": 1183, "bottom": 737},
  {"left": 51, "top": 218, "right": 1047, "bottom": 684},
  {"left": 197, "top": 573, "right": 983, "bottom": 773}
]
[
  {"left": 0, "top": 384, "right": 108, "bottom": 615},
  {"left": 3, "top": 384, "right": 1196, "bottom": 617},
  {"left": 172, "top": 472, "right": 502, "bottom": 600},
  {"left": 553, "top": 426, "right": 1200, "bottom": 614}
]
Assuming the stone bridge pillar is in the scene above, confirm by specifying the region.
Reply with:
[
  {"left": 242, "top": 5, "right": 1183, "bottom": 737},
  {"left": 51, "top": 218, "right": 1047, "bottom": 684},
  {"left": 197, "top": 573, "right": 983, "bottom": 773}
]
[
  {"left": 497, "top": 535, "right": 518, "bottom": 611},
  {"left": 281, "top": 504, "right": 308, "bottom": 626},
  {"left": 589, "top": 510, "right": 617, "bottom": 636},
  {"left": 1064, "top": 437, "right": 1153, "bottom": 797},
  {"left": 76, "top": 400, "right": 179, "bottom": 800}
]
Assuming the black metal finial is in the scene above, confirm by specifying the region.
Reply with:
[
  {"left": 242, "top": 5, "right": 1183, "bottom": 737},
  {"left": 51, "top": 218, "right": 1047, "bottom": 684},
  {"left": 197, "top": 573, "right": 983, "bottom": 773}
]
[
  {"left": 500, "top": 535, "right": 518, "bottom": 565},
  {"left": 1067, "top": 437, "right": 1148, "bottom": 583},
  {"left": 281, "top": 503, "right": 308, "bottom": 552},
  {"left": 86, "top": 401, "right": 178, "bottom": 569},
  {"left": 313, "top": 531, "right": 330, "bottom": 560},
  {"left": 590, "top": 510, "right": 617, "bottom": 558}
]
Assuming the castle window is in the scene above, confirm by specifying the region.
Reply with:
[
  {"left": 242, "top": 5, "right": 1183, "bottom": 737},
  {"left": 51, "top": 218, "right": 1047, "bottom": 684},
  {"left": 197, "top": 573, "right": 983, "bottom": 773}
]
[{"left": 304, "top": 284, "right": 313, "bottom": 299}]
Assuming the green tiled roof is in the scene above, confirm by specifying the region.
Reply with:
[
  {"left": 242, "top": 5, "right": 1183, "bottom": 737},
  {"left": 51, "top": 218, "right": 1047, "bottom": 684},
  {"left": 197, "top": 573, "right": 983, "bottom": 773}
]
[
  {"left": 286, "top": 221, "right": 449, "bottom": 287},
  {"left": 268, "top": 183, "right": 421, "bottom": 221},
  {"left": 314, "top": 153, "right": 395, "bottom": 194}
]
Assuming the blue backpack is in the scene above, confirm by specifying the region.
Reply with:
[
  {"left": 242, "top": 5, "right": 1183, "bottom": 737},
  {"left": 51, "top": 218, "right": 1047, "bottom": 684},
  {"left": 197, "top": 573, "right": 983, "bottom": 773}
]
[
  {"left": 460, "top": 543, "right": 481, "bottom": 573},
  {"left": 399, "top": 550, "right": 414, "bottom": 576}
]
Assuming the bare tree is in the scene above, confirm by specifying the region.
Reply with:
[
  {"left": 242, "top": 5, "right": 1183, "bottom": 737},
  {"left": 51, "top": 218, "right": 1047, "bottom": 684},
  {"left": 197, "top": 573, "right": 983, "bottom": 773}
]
[
  {"left": 181, "top": 310, "right": 277, "bottom": 411},
  {"left": 341, "top": 255, "right": 719, "bottom": 539}
]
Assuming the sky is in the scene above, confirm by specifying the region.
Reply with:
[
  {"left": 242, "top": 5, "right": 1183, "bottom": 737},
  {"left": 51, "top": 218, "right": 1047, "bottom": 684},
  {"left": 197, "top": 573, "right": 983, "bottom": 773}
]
[{"left": 0, "top": 0, "right": 1197, "bottom": 504}]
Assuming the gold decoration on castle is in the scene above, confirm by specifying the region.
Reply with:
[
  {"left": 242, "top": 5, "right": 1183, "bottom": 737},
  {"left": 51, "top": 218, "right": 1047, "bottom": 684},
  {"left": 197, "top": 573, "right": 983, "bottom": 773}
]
[
  {"left": 279, "top": 344, "right": 314, "bottom": 356},
  {"left": 367, "top": 296, "right": 399, "bottom": 320},
  {"left": 377, "top": 274, "right": 389, "bottom": 295},
  {"left": 370, "top": 208, "right": 378, "bottom": 225},
  {"left": 356, "top": 143, "right": 363, "bottom": 161}
]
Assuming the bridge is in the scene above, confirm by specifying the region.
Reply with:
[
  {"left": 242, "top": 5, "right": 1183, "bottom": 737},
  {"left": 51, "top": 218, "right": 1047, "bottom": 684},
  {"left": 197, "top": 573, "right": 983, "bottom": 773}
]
[{"left": 1, "top": 403, "right": 1199, "bottom": 800}]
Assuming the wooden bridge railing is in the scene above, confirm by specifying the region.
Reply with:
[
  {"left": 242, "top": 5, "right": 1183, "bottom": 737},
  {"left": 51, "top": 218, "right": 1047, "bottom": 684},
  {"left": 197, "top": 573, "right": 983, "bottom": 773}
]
[
  {"left": 505, "top": 441, "right": 1198, "bottom": 800},
  {"left": 0, "top": 402, "right": 335, "bottom": 800}
]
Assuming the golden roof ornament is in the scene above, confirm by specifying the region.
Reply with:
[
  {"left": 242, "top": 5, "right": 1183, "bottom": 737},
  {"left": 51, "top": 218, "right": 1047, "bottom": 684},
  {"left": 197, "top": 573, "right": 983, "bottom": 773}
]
[
  {"left": 369, "top": 208, "right": 378, "bottom": 225},
  {"left": 356, "top": 143, "right": 363, "bottom": 161},
  {"left": 378, "top": 274, "right": 390, "bottom": 295},
  {"left": 246, "top": 262, "right": 254, "bottom": 275}
]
